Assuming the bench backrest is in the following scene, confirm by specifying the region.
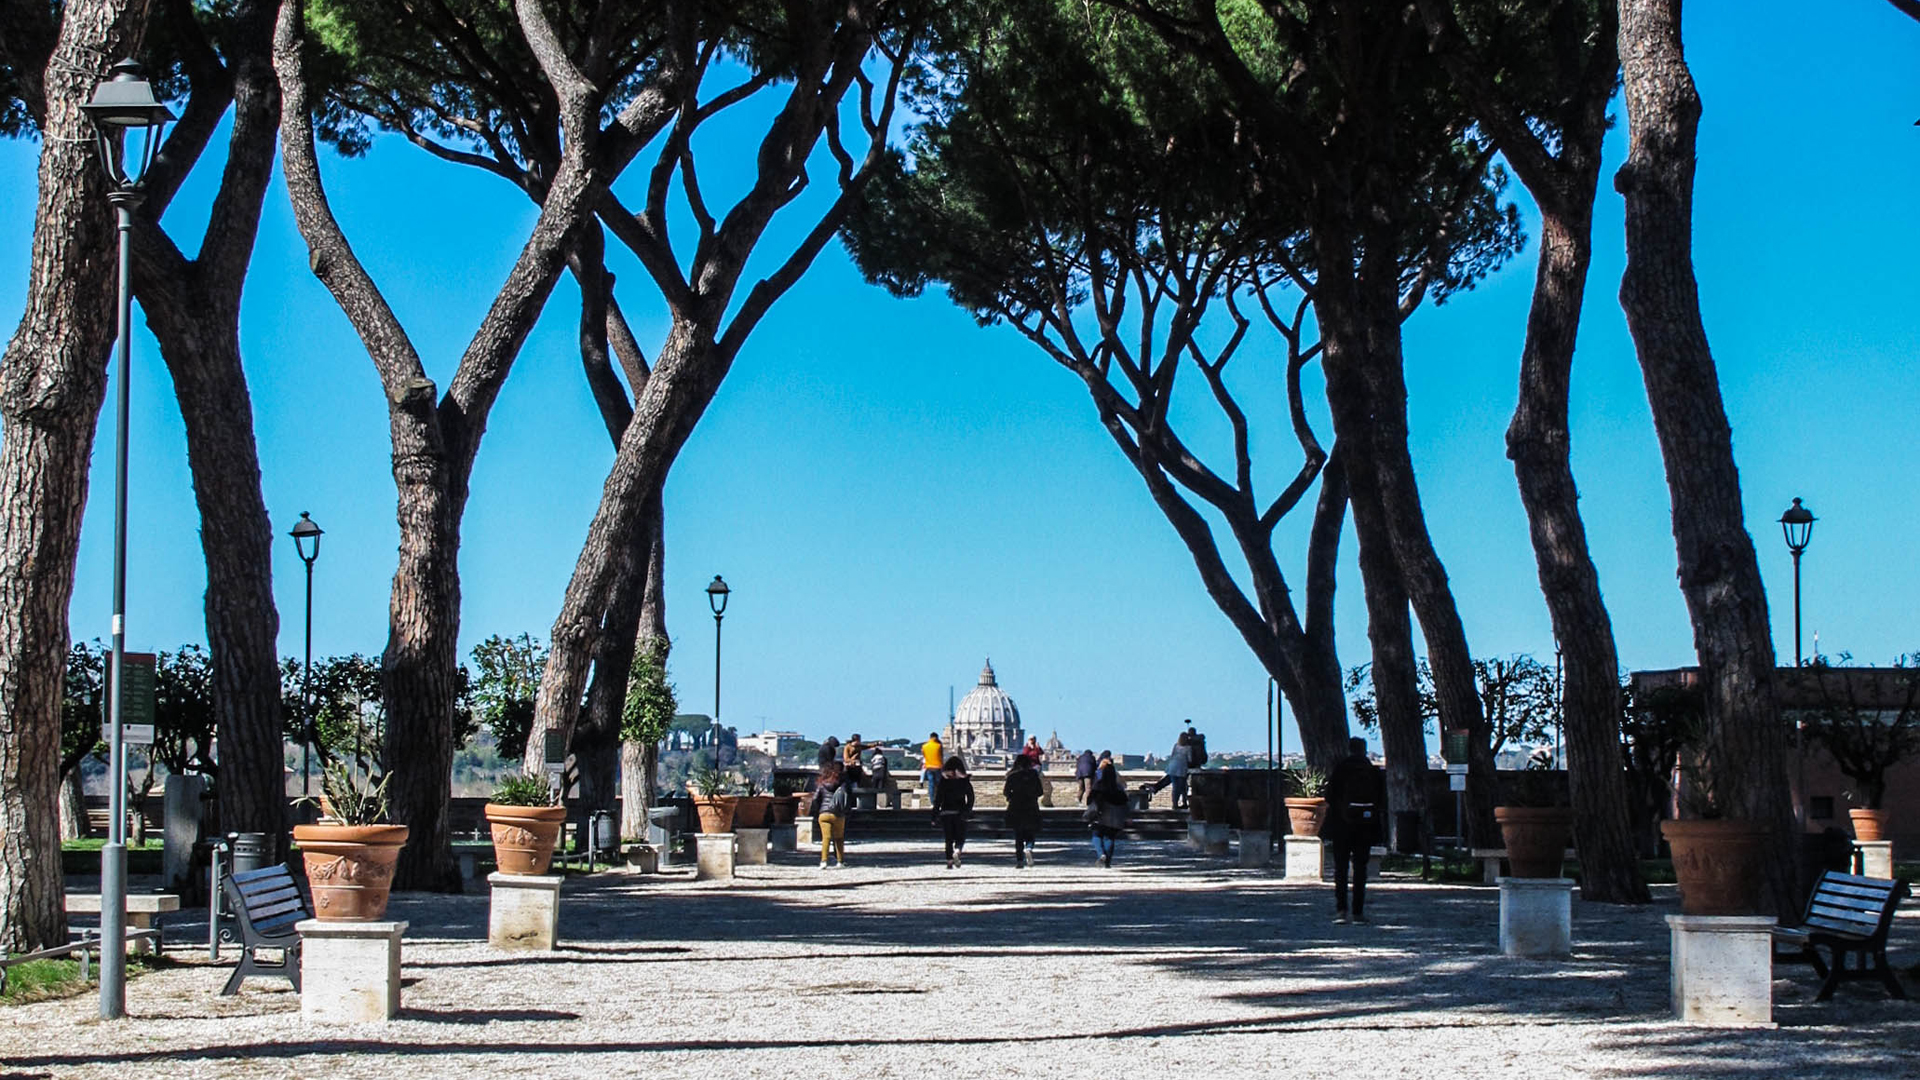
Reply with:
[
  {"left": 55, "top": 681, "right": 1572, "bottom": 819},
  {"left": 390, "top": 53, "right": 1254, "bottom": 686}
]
[
  {"left": 1802, "top": 870, "right": 1907, "bottom": 941},
  {"left": 223, "top": 865, "right": 308, "bottom": 939}
]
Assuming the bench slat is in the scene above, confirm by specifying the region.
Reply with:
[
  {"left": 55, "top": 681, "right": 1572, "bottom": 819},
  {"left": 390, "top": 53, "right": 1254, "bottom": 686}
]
[
  {"left": 1809, "top": 897, "right": 1884, "bottom": 918},
  {"left": 1819, "top": 881, "right": 1898, "bottom": 902},
  {"left": 235, "top": 873, "right": 296, "bottom": 895},
  {"left": 232, "top": 866, "right": 293, "bottom": 885},
  {"left": 237, "top": 885, "right": 301, "bottom": 909},
  {"left": 252, "top": 913, "right": 305, "bottom": 935}
]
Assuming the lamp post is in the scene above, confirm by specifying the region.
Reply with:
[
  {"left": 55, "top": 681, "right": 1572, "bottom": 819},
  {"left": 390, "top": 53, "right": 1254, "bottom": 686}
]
[
  {"left": 1779, "top": 498, "right": 1815, "bottom": 666},
  {"left": 706, "top": 576, "right": 730, "bottom": 738},
  {"left": 290, "top": 513, "right": 323, "bottom": 788},
  {"left": 83, "top": 58, "right": 175, "bottom": 1022}
]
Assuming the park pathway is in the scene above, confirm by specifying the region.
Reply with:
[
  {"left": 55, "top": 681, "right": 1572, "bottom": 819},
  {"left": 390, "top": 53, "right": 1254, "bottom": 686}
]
[{"left": 6, "top": 839, "right": 1920, "bottom": 1078}]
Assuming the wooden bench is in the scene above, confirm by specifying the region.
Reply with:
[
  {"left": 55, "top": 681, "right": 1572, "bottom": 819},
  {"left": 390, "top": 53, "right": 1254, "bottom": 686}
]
[
  {"left": 220, "top": 865, "right": 307, "bottom": 995},
  {"left": 63, "top": 893, "right": 180, "bottom": 955},
  {"left": 1773, "top": 870, "right": 1909, "bottom": 1001}
]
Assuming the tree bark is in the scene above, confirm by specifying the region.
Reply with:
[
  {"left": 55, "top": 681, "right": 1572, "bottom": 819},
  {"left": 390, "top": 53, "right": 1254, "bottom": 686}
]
[
  {"left": 0, "top": 0, "right": 150, "bottom": 953},
  {"left": 619, "top": 505, "right": 667, "bottom": 841},
  {"left": 133, "top": 0, "right": 287, "bottom": 855},
  {"left": 58, "top": 769, "right": 86, "bottom": 841},
  {"left": 1347, "top": 464, "right": 1430, "bottom": 850},
  {"left": 1616, "top": 0, "right": 1796, "bottom": 914}
]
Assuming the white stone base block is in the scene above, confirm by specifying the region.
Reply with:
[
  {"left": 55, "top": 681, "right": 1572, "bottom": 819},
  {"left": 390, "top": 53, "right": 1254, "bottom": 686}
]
[
  {"left": 769, "top": 824, "right": 797, "bottom": 852},
  {"left": 1186, "top": 821, "right": 1206, "bottom": 851},
  {"left": 735, "top": 828, "right": 770, "bottom": 865},
  {"left": 1237, "top": 830, "right": 1272, "bottom": 868},
  {"left": 1202, "top": 822, "right": 1230, "bottom": 856},
  {"left": 488, "top": 873, "right": 561, "bottom": 951},
  {"left": 624, "top": 845, "right": 658, "bottom": 873},
  {"left": 696, "top": 833, "right": 736, "bottom": 880},
  {"left": 1283, "top": 836, "right": 1325, "bottom": 883},
  {"left": 298, "top": 919, "right": 406, "bottom": 1023},
  {"left": 1498, "top": 877, "right": 1573, "bottom": 957},
  {"left": 1667, "top": 915, "right": 1777, "bottom": 1026},
  {"left": 1856, "top": 840, "right": 1894, "bottom": 880},
  {"left": 797, "top": 817, "right": 817, "bottom": 846}
]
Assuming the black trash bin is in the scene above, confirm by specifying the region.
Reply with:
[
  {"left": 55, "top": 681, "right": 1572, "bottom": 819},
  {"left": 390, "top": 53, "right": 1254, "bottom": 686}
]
[
  {"left": 1393, "top": 811, "right": 1423, "bottom": 855},
  {"left": 228, "top": 831, "right": 274, "bottom": 874}
]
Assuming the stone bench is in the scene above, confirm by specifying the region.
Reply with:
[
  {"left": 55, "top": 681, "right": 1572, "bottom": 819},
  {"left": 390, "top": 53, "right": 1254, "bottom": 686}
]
[{"left": 64, "top": 893, "right": 179, "bottom": 955}]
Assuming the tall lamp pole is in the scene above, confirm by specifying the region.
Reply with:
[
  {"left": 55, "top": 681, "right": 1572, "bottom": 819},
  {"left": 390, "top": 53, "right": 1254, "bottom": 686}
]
[
  {"left": 83, "top": 59, "right": 175, "bottom": 1022},
  {"left": 290, "top": 513, "right": 324, "bottom": 787},
  {"left": 1779, "top": 498, "right": 1815, "bottom": 666},
  {"left": 707, "top": 576, "right": 730, "bottom": 744}
]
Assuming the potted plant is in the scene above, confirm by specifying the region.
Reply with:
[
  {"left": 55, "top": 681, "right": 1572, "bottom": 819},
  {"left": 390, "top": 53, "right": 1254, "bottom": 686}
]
[
  {"left": 1800, "top": 668, "right": 1920, "bottom": 845},
  {"left": 1283, "top": 768, "right": 1328, "bottom": 837},
  {"left": 291, "top": 762, "right": 409, "bottom": 922},
  {"left": 734, "top": 775, "right": 772, "bottom": 829},
  {"left": 769, "top": 776, "right": 801, "bottom": 825},
  {"left": 1660, "top": 742, "right": 1770, "bottom": 916},
  {"left": 688, "top": 765, "right": 738, "bottom": 833},
  {"left": 485, "top": 774, "right": 568, "bottom": 876},
  {"left": 1493, "top": 765, "right": 1574, "bottom": 878}
]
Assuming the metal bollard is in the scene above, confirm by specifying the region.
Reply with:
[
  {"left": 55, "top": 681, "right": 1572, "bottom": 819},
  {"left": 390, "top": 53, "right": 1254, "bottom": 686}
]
[{"left": 208, "top": 836, "right": 229, "bottom": 960}]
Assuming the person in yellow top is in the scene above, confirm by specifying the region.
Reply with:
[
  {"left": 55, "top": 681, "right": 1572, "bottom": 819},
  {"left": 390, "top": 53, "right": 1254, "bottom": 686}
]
[{"left": 920, "top": 732, "right": 944, "bottom": 803}]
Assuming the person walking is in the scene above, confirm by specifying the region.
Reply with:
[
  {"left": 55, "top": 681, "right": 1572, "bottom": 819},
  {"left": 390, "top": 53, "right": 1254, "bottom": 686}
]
[
  {"left": 1004, "top": 754, "right": 1044, "bottom": 868},
  {"left": 920, "top": 732, "right": 945, "bottom": 804},
  {"left": 1166, "top": 731, "right": 1192, "bottom": 809},
  {"left": 817, "top": 735, "right": 841, "bottom": 770},
  {"left": 868, "top": 745, "right": 893, "bottom": 800},
  {"left": 1075, "top": 749, "right": 1097, "bottom": 805},
  {"left": 933, "top": 755, "right": 975, "bottom": 868},
  {"left": 1324, "top": 737, "right": 1385, "bottom": 924},
  {"left": 812, "top": 760, "right": 852, "bottom": 869},
  {"left": 1087, "top": 757, "right": 1128, "bottom": 868}
]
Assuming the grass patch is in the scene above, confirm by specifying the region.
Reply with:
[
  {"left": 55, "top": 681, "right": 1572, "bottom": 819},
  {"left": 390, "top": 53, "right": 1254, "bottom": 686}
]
[
  {"left": 0, "top": 954, "right": 158, "bottom": 1005},
  {"left": 60, "top": 841, "right": 163, "bottom": 877}
]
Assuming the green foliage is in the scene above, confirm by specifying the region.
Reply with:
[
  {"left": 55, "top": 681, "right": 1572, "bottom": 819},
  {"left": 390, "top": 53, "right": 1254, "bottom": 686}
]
[
  {"left": 620, "top": 641, "right": 677, "bottom": 747},
  {"left": 689, "top": 765, "right": 730, "bottom": 798},
  {"left": 1284, "top": 768, "right": 1327, "bottom": 798},
  {"left": 490, "top": 773, "right": 558, "bottom": 808},
  {"left": 282, "top": 652, "right": 385, "bottom": 768},
  {"left": 469, "top": 634, "right": 545, "bottom": 761},
  {"left": 1346, "top": 654, "right": 1559, "bottom": 755},
  {"left": 1798, "top": 655, "right": 1920, "bottom": 811},
  {"left": 61, "top": 642, "right": 107, "bottom": 779}
]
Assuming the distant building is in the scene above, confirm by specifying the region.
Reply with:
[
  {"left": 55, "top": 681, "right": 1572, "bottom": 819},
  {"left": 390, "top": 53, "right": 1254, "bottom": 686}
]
[
  {"left": 737, "top": 730, "right": 804, "bottom": 757},
  {"left": 943, "top": 659, "right": 1024, "bottom": 767}
]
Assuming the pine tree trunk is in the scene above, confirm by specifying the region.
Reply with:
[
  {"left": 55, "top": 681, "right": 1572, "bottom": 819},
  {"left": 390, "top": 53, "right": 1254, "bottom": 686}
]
[
  {"left": 0, "top": 0, "right": 149, "bottom": 953},
  {"left": 573, "top": 494, "right": 659, "bottom": 818},
  {"left": 58, "top": 770, "right": 87, "bottom": 841},
  {"left": 1509, "top": 207, "right": 1650, "bottom": 903},
  {"left": 1616, "top": 0, "right": 1796, "bottom": 914},
  {"left": 1349, "top": 477, "right": 1430, "bottom": 851}
]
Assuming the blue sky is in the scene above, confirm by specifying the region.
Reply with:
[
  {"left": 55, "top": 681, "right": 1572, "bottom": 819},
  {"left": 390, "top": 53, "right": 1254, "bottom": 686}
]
[{"left": 2, "top": 2, "right": 1917, "bottom": 758}]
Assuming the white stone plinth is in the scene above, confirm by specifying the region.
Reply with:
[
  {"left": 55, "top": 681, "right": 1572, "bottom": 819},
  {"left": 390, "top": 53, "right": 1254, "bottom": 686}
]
[
  {"left": 297, "top": 919, "right": 406, "bottom": 1023},
  {"left": 1202, "top": 822, "right": 1230, "bottom": 856},
  {"left": 1856, "top": 840, "right": 1894, "bottom": 880},
  {"left": 797, "top": 817, "right": 817, "bottom": 845},
  {"left": 1498, "top": 877, "right": 1573, "bottom": 957},
  {"left": 1283, "top": 836, "right": 1325, "bottom": 883},
  {"left": 1667, "top": 915, "right": 1777, "bottom": 1027},
  {"left": 1186, "top": 820, "right": 1207, "bottom": 851},
  {"left": 625, "top": 844, "right": 658, "bottom": 873},
  {"left": 488, "top": 873, "right": 561, "bottom": 951},
  {"left": 736, "top": 828, "right": 770, "bottom": 865},
  {"left": 1237, "top": 830, "right": 1272, "bottom": 868},
  {"left": 769, "top": 824, "right": 797, "bottom": 852},
  {"left": 696, "top": 833, "right": 736, "bottom": 880}
]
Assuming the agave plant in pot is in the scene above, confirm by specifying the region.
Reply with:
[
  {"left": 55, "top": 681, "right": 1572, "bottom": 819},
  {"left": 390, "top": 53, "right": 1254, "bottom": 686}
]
[
  {"left": 1494, "top": 763, "right": 1574, "bottom": 878},
  {"left": 486, "top": 774, "right": 568, "bottom": 876},
  {"left": 769, "top": 776, "right": 801, "bottom": 825},
  {"left": 733, "top": 775, "right": 773, "bottom": 829},
  {"left": 1283, "top": 768, "right": 1328, "bottom": 837},
  {"left": 1661, "top": 742, "right": 1770, "bottom": 916},
  {"left": 292, "top": 762, "right": 409, "bottom": 921},
  {"left": 689, "top": 765, "right": 738, "bottom": 833}
]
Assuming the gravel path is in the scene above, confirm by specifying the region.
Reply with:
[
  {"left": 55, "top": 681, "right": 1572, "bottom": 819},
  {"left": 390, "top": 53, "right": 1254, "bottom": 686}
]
[{"left": 8, "top": 839, "right": 1920, "bottom": 1078}]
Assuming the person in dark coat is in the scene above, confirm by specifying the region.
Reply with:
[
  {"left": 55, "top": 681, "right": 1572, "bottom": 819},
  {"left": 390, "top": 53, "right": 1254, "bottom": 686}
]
[
  {"left": 817, "top": 735, "right": 841, "bottom": 770},
  {"left": 1323, "top": 737, "right": 1386, "bottom": 924},
  {"left": 1003, "top": 754, "right": 1045, "bottom": 868},
  {"left": 933, "top": 755, "right": 976, "bottom": 869},
  {"left": 1087, "top": 759, "right": 1128, "bottom": 868},
  {"left": 1075, "top": 749, "right": 1097, "bottom": 804}
]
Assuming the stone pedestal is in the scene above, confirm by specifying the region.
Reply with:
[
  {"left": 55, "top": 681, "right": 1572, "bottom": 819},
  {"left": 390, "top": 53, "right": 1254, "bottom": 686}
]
[
  {"left": 1498, "top": 877, "right": 1573, "bottom": 957},
  {"left": 1855, "top": 840, "right": 1894, "bottom": 880},
  {"left": 1283, "top": 836, "right": 1325, "bottom": 883},
  {"left": 735, "top": 828, "right": 770, "bottom": 865},
  {"left": 1237, "top": 830, "right": 1272, "bottom": 868},
  {"left": 161, "top": 774, "right": 208, "bottom": 897},
  {"left": 297, "top": 919, "right": 406, "bottom": 1023},
  {"left": 769, "top": 824, "right": 797, "bottom": 852},
  {"left": 1667, "top": 915, "right": 1777, "bottom": 1027},
  {"left": 488, "top": 873, "right": 561, "bottom": 951},
  {"left": 695, "top": 833, "right": 736, "bottom": 880},
  {"left": 1186, "top": 821, "right": 1207, "bottom": 851},
  {"left": 797, "top": 817, "right": 817, "bottom": 846},
  {"left": 1202, "top": 822, "right": 1230, "bottom": 856}
]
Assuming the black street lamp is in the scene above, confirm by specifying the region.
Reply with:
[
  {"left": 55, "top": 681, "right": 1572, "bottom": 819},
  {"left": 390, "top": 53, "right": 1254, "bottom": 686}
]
[
  {"left": 290, "top": 512, "right": 323, "bottom": 791},
  {"left": 706, "top": 576, "right": 730, "bottom": 730},
  {"left": 83, "top": 57, "right": 174, "bottom": 1023},
  {"left": 1779, "top": 498, "right": 1816, "bottom": 666}
]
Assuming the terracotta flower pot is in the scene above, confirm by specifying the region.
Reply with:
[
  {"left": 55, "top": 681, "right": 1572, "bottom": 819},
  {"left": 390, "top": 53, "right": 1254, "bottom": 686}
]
[
  {"left": 291, "top": 823, "right": 409, "bottom": 922},
  {"left": 1284, "top": 798, "right": 1326, "bottom": 838},
  {"left": 1237, "top": 799, "right": 1271, "bottom": 832},
  {"left": 485, "top": 803, "right": 568, "bottom": 876},
  {"left": 769, "top": 796, "right": 799, "bottom": 825},
  {"left": 1850, "top": 808, "right": 1892, "bottom": 843},
  {"left": 734, "top": 795, "right": 772, "bottom": 829},
  {"left": 1187, "top": 799, "right": 1209, "bottom": 823},
  {"left": 691, "top": 795, "right": 738, "bottom": 834},
  {"left": 1661, "top": 818, "right": 1771, "bottom": 916},
  {"left": 1494, "top": 806, "right": 1574, "bottom": 878}
]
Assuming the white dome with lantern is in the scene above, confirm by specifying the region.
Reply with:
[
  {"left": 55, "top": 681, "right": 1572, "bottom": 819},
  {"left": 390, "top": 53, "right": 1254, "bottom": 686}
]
[{"left": 949, "top": 659, "right": 1024, "bottom": 761}]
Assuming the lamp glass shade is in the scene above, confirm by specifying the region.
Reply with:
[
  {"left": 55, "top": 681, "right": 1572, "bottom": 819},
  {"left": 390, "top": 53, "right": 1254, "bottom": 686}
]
[
  {"left": 290, "top": 512, "right": 323, "bottom": 563},
  {"left": 706, "top": 575, "right": 730, "bottom": 615},
  {"left": 1779, "top": 498, "right": 1815, "bottom": 553}
]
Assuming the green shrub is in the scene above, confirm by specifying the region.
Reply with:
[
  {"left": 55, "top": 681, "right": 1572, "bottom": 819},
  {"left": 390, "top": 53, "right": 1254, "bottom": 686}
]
[{"left": 490, "top": 773, "right": 558, "bottom": 807}]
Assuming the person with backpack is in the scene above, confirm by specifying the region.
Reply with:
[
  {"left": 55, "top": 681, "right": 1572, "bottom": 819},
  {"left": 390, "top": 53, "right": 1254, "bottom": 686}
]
[
  {"left": 1185, "top": 723, "right": 1208, "bottom": 770},
  {"left": 1074, "top": 749, "right": 1097, "bottom": 804},
  {"left": 1324, "top": 737, "right": 1386, "bottom": 924},
  {"left": 1003, "top": 754, "right": 1045, "bottom": 868},
  {"left": 812, "top": 760, "right": 852, "bottom": 869},
  {"left": 1086, "top": 757, "right": 1128, "bottom": 868},
  {"left": 933, "top": 755, "right": 976, "bottom": 868}
]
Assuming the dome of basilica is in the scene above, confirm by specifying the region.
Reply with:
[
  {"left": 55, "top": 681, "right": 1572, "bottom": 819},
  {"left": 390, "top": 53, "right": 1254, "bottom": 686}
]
[{"left": 950, "top": 659, "right": 1023, "bottom": 758}]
